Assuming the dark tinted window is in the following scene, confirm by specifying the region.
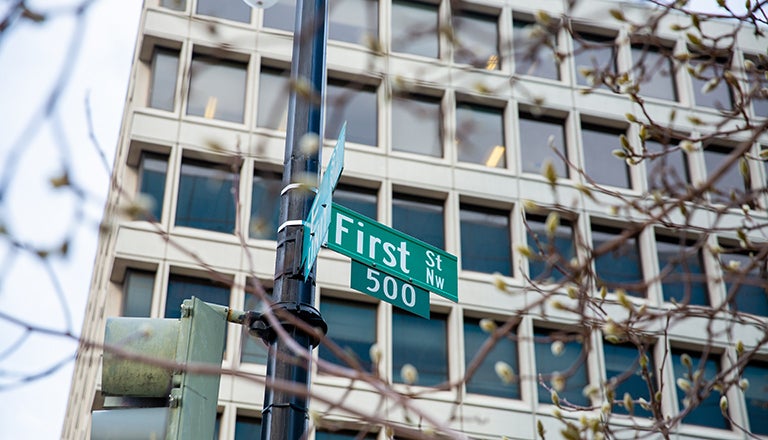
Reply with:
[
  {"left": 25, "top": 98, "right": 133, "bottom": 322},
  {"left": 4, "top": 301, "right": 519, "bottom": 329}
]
[
  {"left": 319, "top": 298, "right": 377, "bottom": 372},
  {"left": 604, "top": 343, "right": 655, "bottom": 416},
  {"left": 592, "top": 224, "right": 644, "bottom": 297},
  {"left": 464, "top": 318, "right": 519, "bottom": 398},
  {"left": 175, "top": 159, "right": 237, "bottom": 233},
  {"left": 526, "top": 214, "right": 575, "bottom": 283},
  {"left": 392, "top": 309, "right": 447, "bottom": 386},
  {"left": 656, "top": 234, "right": 708, "bottom": 306},
  {"left": 138, "top": 152, "right": 168, "bottom": 221},
  {"left": 250, "top": 169, "right": 282, "bottom": 240},
  {"left": 165, "top": 275, "right": 230, "bottom": 318},
  {"left": 672, "top": 350, "right": 728, "bottom": 429},
  {"left": 460, "top": 205, "right": 511, "bottom": 275},
  {"left": 534, "top": 328, "right": 589, "bottom": 406},
  {"left": 392, "top": 194, "right": 444, "bottom": 249}
]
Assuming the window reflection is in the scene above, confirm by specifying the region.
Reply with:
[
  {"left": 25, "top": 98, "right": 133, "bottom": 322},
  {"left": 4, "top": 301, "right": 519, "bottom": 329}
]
[
  {"left": 464, "top": 317, "right": 519, "bottom": 398},
  {"left": 456, "top": 103, "right": 505, "bottom": 167},
  {"left": 165, "top": 275, "right": 230, "bottom": 318},
  {"left": 122, "top": 269, "right": 155, "bottom": 318},
  {"left": 196, "top": 0, "right": 251, "bottom": 23},
  {"left": 604, "top": 343, "right": 655, "bottom": 416},
  {"left": 690, "top": 53, "right": 733, "bottom": 110},
  {"left": 702, "top": 144, "right": 749, "bottom": 204},
  {"left": 257, "top": 66, "right": 290, "bottom": 131},
  {"left": 187, "top": 55, "right": 247, "bottom": 123},
  {"left": 720, "top": 249, "right": 767, "bottom": 316},
  {"left": 262, "top": 0, "right": 295, "bottom": 31},
  {"left": 645, "top": 138, "right": 689, "bottom": 193},
  {"left": 392, "top": 94, "right": 442, "bottom": 157},
  {"left": 574, "top": 33, "right": 617, "bottom": 88},
  {"left": 326, "top": 80, "right": 377, "bottom": 146},
  {"left": 329, "top": 0, "right": 377, "bottom": 45},
  {"left": 241, "top": 284, "right": 271, "bottom": 364},
  {"left": 534, "top": 328, "right": 589, "bottom": 406},
  {"left": 460, "top": 204, "right": 511, "bottom": 275},
  {"left": 175, "top": 159, "right": 237, "bottom": 233},
  {"left": 148, "top": 47, "right": 179, "bottom": 111},
  {"left": 392, "top": 309, "right": 447, "bottom": 386},
  {"left": 333, "top": 185, "right": 377, "bottom": 220},
  {"left": 630, "top": 44, "right": 677, "bottom": 101},
  {"left": 452, "top": 10, "right": 499, "bottom": 70},
  {"left": 391, "top": 0, "right": 439, "bottom": 58},
  {"left": 138, "top": 152, "right": 168, "bottom": 221},
  {"left": 672, "top": 350, "right": 728, "bottom": 429},
  {"left": 742, "top": 361, "right": 768, "bottom": 435},
  {"left": 319, "top": 298, "right": 377, "bottom": 372},
  {"left": 519, "top": 113, "right": 567, "bottom": 177},
  {"left": 234, "top": 415, "right": 262, "bottom": 439},
  {"left": 250, "top": 169, "right": 282, "bottom": 240},
  {"left": 592, "top": 224, "right": 644, "bottom": 297},
  {"left": 513, "top": 18, "right": 559, "bottom": 80},
  {"left": 581, "top": 123, "right": 630, "bottom": 188},
  {"left": 656, "top": 234, "right": 708, "bottom": 306},
  {"left": 526, "top": 214, "right": 575, "bottom": 283},
  {"left": 392, "top": 194, "right": 444, "bottom": 249}
]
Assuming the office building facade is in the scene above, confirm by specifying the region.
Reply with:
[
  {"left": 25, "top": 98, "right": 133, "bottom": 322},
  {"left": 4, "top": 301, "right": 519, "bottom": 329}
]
[{"left": 64, "top": 0, "right": 768, "bottom": 438}]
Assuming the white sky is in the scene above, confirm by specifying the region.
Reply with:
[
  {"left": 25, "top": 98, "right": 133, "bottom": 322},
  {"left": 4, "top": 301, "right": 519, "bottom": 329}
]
[{"left": 0, "top": 0, "right": 141, "bottom": 438}]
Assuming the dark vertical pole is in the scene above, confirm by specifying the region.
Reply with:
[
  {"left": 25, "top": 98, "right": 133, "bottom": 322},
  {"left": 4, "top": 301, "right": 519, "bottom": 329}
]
[{"left": 261, "top": 0, "right": 327, "bottom": 438}]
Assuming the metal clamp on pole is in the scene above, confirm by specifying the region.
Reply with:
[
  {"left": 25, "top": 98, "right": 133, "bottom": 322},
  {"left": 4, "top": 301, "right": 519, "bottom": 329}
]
[{"left": 247, "top": 302, "right": 327, "bottom": 347}]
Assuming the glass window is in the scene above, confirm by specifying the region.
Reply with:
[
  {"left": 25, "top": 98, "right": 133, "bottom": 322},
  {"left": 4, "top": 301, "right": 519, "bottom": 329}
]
[
  {"left": 455, "top": 103, "right": 505, "bottom": 168},
  {"left": 319, "top": 298, "right": 377, "bottom": 372},
  {"left": 263, "top": 0, "right": 296, "bottom": 31},
  {"left": 630, "top": 44, "right": 677, "bottom": 101},
  {"left": 519, "top": 113, "right": 567, "bottom": 177},
  {"left": 333, "top": 185, "right": 377, "bottom": 220},
  {"left": 326, "top": 80, "right": 377, "bottom": 146},
  {"left": 241, "top": 285, "right": 271, "bottom": 364},
  {"left": 148, "top": 48, "right": 179, "bottom": 111},
  {"left": 250, "top": 169, "right": 282, "bottom": 240},
  {"left": 160, "top": 0, "right": 185, "bottom": 11},
  {"left": 329, "top": 0, "right": 378, "bottom": 45},
  {"left": 592, "top": 224, "right": 644, "bottom": 297},
  {"left": 534, "top": 328, "right": 589, "bottom": 406},
  {"left": 316, "top": 431, "right": 377, "bottom": 440},
  {"left": 690, "top": 54, "right": 733, "bottom": 110},
  {"left": 392, "top": 194, "right": 444, "bottom": 249},
  {"left": 645, "top": 138, "right": 689, "bottom": 193},
  {"left": 165, "top": 274, "right": 230, "bottom": 318},
  {"left": 257, "top": 66, "right": 290, "bottom": 131},
  {"left": 175, "top": 159, "right": 237, "bottom": 233},
  {"left": 513, "top": 18, "right": 559, "bottom": 80},
  {"left": 196, "top": 0, "right": 251, "bottom": 23},
  {"left": 391, "top": 0, "right": 439, "bottom": 58},
  {"left": 703, "top": 144, "right": 749, "bottom": 204},
  {"left": 741, "top": 361, "right": 768, "bottom": 435},
  {"left": 574, "top": 33, "right": 617, "bottom": 88},
  {"left": 746, "top": 55, "right": 768, "bottom": 117},
  {"left": 604, "top": 343, "right": 655, "bottom": 416},
  {"left": 122, "top": 269, "right": 155, "bottom": 317},
  {"left": 138, "top": 152, "right": 168, "bottom": 221},
  {"left": 720, "top": 249, "right": 767, "bottom": 316},
  {"left": 391, "top": 93, "right": 442, "bottom": 157},
  {"left": 581, "top": 123, "right": 630, "bottom": 188},
  {"left": 187, "top": 55, "right": 247, "bottom": 123},
  {"left": 463, "top": 317, "right": 519, "bottom": 398},
  {"left": 671, "top": 350, "right": 728, "bottom": 429},
  {"left": 526, "top": 214, "right": 575, "bottom": 283},
  {"left": 656, "top": 234, "right": 708, "bottom": 306},
  {"left": 234, "top": 415, "right": 262, "bottom": 439},
  {"left": 452, "top": 10, "right": 499, "bottom": 70},
  {"left": 392, "top": 309, "right": 447, "bottom": 386},
  {"left": 460, "top": 204, "right": 511, "bottom": 276}
]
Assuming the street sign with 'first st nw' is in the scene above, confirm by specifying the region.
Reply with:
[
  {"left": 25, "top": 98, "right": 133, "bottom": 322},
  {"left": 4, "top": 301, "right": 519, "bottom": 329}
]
[
  {"left": 327, "top": 203, "right": 458, "bottom": 302},
  {"left": 301, "top": 123, "right": 346, "bottom": 279}
]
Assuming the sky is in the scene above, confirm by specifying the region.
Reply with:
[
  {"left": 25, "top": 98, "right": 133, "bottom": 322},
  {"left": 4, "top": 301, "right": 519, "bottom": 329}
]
[{"left": 0, "top": 0, "right": 142, "bottom": 438}]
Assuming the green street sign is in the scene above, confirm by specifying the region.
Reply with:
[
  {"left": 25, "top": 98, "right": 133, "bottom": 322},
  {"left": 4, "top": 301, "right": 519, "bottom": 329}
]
[
  {"left": 328, "top": 203, "right": 458, "bottom": 302},
  {"left": 350, "top": 261, "right": 430, "bottom": 319}
]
